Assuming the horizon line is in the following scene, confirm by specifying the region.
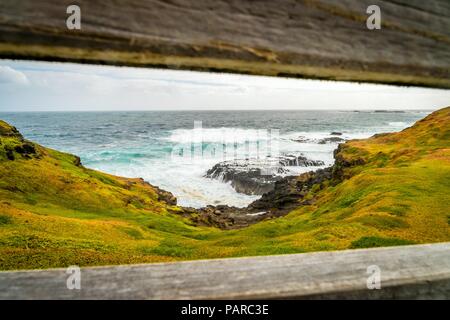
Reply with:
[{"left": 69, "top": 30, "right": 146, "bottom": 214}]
[{"left": 0, "top": 108, "right": 437, "bottom": 113}]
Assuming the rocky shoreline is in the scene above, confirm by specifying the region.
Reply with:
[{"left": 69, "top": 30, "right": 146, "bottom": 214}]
[{"left": 165, "top": 144, "right": 358, "bottom": 230}]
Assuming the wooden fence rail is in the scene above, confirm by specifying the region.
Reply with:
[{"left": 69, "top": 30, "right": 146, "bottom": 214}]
[
  {"left": 1, "top": 0, "right": 450, "bottom": 88},
  {"left": 1, "top": 243, "right": 449, "bottom": 299}
]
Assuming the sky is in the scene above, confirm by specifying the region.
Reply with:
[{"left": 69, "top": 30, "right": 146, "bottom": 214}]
[{"left": 0, "top": 59, "right": 449, "bottom": 112}]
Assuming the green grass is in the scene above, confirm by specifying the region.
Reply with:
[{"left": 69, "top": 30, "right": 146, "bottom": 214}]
[
  {"left": 350, "top": 236, "right": 415, "bottom": 249},
  {"left": 0, "top": 215, "right": 12, "bottom": 225},
  {"left": 355, "top": 215, "right": 409, "bottom": 230}
]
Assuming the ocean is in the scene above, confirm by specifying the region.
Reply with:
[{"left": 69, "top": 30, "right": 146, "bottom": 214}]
[{"left": 0, "top": 110, "right": 431, "bottom": 208}]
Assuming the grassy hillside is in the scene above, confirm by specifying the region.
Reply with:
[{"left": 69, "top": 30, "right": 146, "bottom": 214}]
[{"left": 0, "top": 107, "right": 449, "bottom": 270}]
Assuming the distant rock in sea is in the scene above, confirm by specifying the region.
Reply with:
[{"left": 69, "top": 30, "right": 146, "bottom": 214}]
[
  {"left": 374, "top": 110, "right": 406, "bottom": 113},
  {"left": 292, "top": 135, "right": 346, "bottom": 144},
  {"left": 318, "top": 137, "right": 345, "bottom": 144}
]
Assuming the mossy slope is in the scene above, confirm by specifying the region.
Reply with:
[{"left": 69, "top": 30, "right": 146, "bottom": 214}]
[{"left": 0, "top": 107, "right": 449, "bottom": 270}]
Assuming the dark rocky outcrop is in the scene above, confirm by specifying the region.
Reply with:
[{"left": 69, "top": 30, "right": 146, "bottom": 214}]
[
  {"left": 279, "top": 155, "right": 325, "bottom": 167},
  {"left": 73, "top": 156, "right": 82, "bottom": 167},
  {"left": 331, "top": 144, "right": 367, "bottom": 180},
  {"left": 205, "top": 162, "right": 285, "bottom": 195},
  {"left": 179, "top": 165, "right": 337, "bottom": 230},
  {"left": 188, "top": 205, "right": 267, "bottom": 229},
  {"left": 0, "top": 121, "right": 23, "bottom": 139},
  {"left": 2, "top": 141, "right": 39, "bottom": 161},
  {"left": 205, "top": 155, "right": 325, "bottom": 195},
  {"left": 13, "top": 142, "right": 36, "bottom": 156},
  {"left": 0, "top": 121, "right": 40, "bottom": 161},
  {"left": 125, "top": 177, "right": 178, "bottom": 206},
  {"left": 153, "top": 185, "right": 178, "bottom": 206},
  {"left": 249, "top": 167, "right": 333, "bottom": 212},
  {"left": 318, "top": 137, "right": 345, "bottom": 144}
]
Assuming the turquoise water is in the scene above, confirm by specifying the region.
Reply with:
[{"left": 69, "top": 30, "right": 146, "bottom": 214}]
[{"left": 0, "top": 110, "right": 430, "bottom": 207}]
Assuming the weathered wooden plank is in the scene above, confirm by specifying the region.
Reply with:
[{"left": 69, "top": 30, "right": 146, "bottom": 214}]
[
  {"left": 1, "top": 243, "right": 449, "bottom": 299},
  {"left": 0, "top": 0, "right": 449, "bottom": 88}
]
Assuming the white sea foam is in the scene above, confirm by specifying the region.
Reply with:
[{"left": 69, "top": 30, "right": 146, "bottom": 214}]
[
  {"left": 132, "top": 128, "right": 383, "bottom": 207},
  {"left": 90, "top": 156, "right": 260, "bottom": 208},
  {"left": 167, "top": 127, "right": 274, "bottom": 144},
  {"left": 389, "top": 121, "right": 409, "bottom": 127}
]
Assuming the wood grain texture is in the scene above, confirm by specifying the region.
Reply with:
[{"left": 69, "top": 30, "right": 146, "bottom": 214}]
[
  {"left": 1, "top": 243, "right": 449, "bottom": 299},
  {"left": 0, "top": 0, "right": 449, "bottom": 88}
]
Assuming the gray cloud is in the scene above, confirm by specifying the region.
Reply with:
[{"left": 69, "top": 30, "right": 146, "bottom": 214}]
[{"left": 0, "top": 66, "right": 28, "bottom": 85}]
